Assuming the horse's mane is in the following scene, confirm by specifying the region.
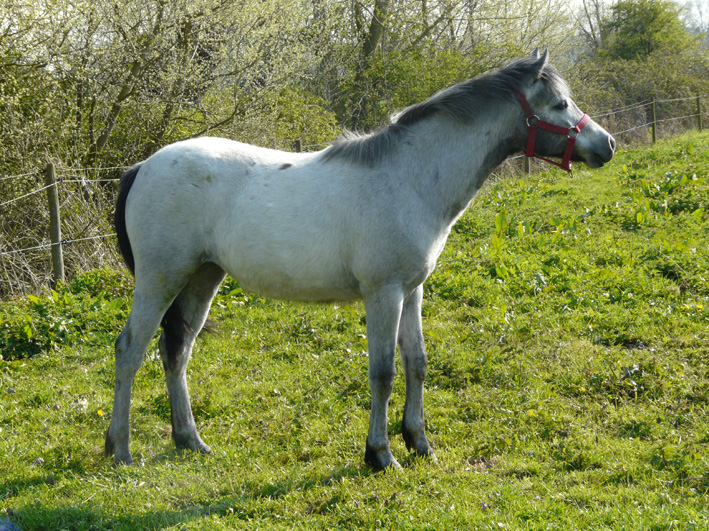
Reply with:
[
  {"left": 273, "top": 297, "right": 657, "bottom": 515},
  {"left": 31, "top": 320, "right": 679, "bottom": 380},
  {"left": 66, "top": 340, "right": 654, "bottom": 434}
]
[{"left": 322, "top": 56, "right": 569, "bottom": 167}]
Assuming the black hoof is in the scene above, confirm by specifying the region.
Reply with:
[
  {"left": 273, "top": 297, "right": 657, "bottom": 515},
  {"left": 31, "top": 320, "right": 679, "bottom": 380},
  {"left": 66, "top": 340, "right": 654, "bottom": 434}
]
[
  {"left": 173, "top": 432, "right": 212, "bottom": 454},
  {"left": 365, "top": 440, "right": 401, "bottom": 471},
  {"left": 402, "top": 423, "right": 436, "bottom": 460},
  {"left": 106, "top": 430, "right": 134, "bottom": 465}
]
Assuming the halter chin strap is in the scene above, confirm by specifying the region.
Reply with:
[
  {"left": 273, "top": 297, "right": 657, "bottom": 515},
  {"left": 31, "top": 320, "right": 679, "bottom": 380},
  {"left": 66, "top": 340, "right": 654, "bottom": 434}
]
[{"left": 514, "top": 88, "right": 590, "bottom": 174}]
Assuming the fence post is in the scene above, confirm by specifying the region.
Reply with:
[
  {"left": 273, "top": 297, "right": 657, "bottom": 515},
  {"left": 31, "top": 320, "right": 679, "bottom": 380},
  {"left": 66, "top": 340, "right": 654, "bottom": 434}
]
[
  {"left": 651, "top": 98, "right": 657, "bottom": 143},
  {"left": 294, "top": 138, "right": 302, "bottom": 153},
  {"left": 524, "top": 157, "right": 530, "bottom": 176},
  {"left": 697, "top": 95, "right": 703, "bottom": 132},
  {"left": 44, "top": 162, "right": 64, "bottom": 287}
]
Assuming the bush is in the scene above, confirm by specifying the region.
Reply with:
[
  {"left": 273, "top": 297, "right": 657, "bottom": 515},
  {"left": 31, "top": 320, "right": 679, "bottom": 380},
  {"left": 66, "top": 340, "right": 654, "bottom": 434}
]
[{"left": 0, "top": 269, "right": 131, "bottom": 360}]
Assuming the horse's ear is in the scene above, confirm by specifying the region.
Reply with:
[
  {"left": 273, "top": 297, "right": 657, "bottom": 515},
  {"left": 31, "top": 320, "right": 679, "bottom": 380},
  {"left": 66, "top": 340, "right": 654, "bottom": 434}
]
[{"left": 529, "top": 48, "right": 549, "bottom": 82}]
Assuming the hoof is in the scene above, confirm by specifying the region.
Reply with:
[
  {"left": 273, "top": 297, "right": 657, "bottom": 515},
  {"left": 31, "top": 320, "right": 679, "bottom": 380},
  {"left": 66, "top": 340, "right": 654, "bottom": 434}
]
[
  {"left": 364, "top": 441, "right": 401, "bottom": 472},
  {"left": 413, "top": 449, "right": 438, "bottom": 464},
  {"left": 406, "top": 442, "right": 437, "bottom": 462},
  {"left": 402, "top": 423, "right": 436, "bottom": 461},
  {"left": 105, "top": 429, "right": 133, "bottom": 465},
  {"left": 174, "top": 432, "right": 212, "bottom": 455},
  {"left": 194, "top": 441, "right": 212, "bottom": 455},
  {"left": 113, "top": 453, "right": 134, "bottom": 466}
]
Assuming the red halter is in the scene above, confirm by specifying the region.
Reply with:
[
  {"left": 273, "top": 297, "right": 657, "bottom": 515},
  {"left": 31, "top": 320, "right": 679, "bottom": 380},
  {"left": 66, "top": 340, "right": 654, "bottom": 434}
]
[{"left": 514, "top": 88, "right": 590, "bottom": 174}]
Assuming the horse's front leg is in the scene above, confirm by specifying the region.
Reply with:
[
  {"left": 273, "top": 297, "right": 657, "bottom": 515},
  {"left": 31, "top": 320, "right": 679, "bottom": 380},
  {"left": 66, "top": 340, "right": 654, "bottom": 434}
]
[
  {"left": 363, "top": 285, "right": 404, "bottom": 471},
  {"left": 398, "top": 285, "right": 436, "bottom": 461}
]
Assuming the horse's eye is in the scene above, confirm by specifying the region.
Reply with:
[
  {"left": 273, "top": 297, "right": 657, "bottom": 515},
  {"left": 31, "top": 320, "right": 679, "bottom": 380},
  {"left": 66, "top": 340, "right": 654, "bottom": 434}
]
[{"left": 555, "top": 101, "right": 569, "bottom": 110}]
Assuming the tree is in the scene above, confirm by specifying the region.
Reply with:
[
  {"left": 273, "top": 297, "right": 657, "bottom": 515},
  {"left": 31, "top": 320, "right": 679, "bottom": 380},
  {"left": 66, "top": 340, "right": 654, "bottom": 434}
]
[
  {"left": 598, "top": 0, "right": 699, "bottom": 60},
  {"left": 0, "top": 0, "right": 336, "bottom": 174},
  {"left": 334, "top": 0, "right": 573, "bottom": 129},
  {"left": 568, "top": 0, "right": 709, "bottom": 122},
  {"left": 575, "top": 0, "right": 610, "bottom": 52},
  {"left": 679, "top": 0, "right": 709, "bottom": 47}
]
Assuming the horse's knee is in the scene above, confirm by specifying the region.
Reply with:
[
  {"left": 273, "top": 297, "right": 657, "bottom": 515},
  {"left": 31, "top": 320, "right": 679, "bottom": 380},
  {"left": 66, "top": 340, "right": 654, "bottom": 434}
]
[
  {"left": 115, "top": 327, "right": 131, "bottom": 354},
  {"left": 114, "top": 328, "right": 143, "bottom": 374},
  {"left": 398, "top": 335, "right": 428, "bottom": 383},
  {"left": 407, "top": 351, "right": 428, "bottom": 382},
  {"left": 369, "top": 357, "right": 396, "bottom": 393}
]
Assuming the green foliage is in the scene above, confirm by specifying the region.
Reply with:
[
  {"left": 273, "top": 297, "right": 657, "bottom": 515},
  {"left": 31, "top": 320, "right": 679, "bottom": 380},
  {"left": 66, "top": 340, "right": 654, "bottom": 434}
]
[
  {"left": 338, "top": 46, "right": 484, "bottom": 129},
  {"left": 257, "top": 87, "right": 341, "bottom": 151},
  {"left": 1, "top": 133, "right": 709, "bottom": 530},
  {"left": 0, "top": 269, "right": 131, "bottom": 360},
  {"left": 566, "top": 0, "right": 708, "bottom": 129},
  {"left": 599, "top": 0, "right": 699, "bottom": 60},
  {"left": 4, "top": 0, "right": 709, "bottom": 298}
]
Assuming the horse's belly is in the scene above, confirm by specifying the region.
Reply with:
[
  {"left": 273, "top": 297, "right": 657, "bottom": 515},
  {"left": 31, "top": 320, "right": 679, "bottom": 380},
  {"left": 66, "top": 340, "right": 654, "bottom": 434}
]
[
  {"left": 240, "top": 278, "right": 361, "bottom": 302},
  {"left": 219, "top": 246, "right": 361, "bottom": 302},
  {"left": 230, "top": 269, "right": 362, "bottom": 302}
]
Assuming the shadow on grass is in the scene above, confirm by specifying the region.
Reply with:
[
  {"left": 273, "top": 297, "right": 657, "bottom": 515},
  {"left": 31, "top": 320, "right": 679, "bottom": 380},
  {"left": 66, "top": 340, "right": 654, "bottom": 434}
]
[{"left": 5, "top": 463, "right": 371, "bottom": 530}]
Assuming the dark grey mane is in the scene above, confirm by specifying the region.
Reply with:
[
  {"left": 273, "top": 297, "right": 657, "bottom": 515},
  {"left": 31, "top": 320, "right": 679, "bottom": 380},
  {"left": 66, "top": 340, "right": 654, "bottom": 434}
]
[{"left": 322, "top": 56, "right": 569, "bottom": 166}]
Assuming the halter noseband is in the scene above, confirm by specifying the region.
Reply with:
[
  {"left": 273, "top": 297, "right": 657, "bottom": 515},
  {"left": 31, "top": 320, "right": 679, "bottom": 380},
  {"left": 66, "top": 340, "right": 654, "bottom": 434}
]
[{"left": 514, "top": 88, "right": 590, "bottom": 174}]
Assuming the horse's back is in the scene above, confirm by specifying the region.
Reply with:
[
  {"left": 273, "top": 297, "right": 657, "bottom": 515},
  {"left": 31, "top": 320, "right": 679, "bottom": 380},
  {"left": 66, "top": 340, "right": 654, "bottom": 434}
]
[{"left": 125, "top": 137, "right": 366, "bottom": 301}]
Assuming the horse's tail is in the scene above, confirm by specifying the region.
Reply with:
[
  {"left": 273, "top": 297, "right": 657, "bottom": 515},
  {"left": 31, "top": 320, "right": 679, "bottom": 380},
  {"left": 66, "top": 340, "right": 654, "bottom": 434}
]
[{"left": 114, "top": 164, "right": 141, "bottom": 275}]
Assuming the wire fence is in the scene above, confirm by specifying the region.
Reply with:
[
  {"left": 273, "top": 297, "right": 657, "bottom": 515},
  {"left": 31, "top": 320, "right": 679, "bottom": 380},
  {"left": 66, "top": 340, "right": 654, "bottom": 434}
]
[
  {"left": 1, "top": 93, "right": 707, "bottom": 298},
  {"left": 0, "top": 233, "right": 117, "bottom": 257},
  {"left": 0, "top": 165, "right": 125, "bottom": 298}
]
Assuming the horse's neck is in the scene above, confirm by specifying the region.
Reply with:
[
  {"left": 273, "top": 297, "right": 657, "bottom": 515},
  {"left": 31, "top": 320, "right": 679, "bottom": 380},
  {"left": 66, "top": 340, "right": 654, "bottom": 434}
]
[{"left": 400, "top": 104, "right": 520, "bottom": 225}]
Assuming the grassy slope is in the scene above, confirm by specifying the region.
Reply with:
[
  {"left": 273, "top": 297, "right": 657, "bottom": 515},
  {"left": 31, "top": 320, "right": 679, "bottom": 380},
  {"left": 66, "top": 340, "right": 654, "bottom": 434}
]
[{"left": 1, "top": 132, "right": 708, "bottom": 530}]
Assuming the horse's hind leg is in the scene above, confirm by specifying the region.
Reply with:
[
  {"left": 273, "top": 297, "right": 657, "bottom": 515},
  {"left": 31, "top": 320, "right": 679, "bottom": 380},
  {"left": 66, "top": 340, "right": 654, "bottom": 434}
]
[
  {"left": 106, "top": 289, "right": 172, "bottom": 465},
  {"left": 158, "top": 262, "right": 225, "bottom": 454},
  {"left": 398, "top": 285, "right": 436, "bottom": 461}
]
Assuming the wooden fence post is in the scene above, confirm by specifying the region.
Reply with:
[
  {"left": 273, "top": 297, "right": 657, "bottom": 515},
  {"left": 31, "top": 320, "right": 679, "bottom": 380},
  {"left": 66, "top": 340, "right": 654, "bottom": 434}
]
[
  {"left": 697, "top": 95, "right": 703, "bottom": 132},
  {"left": 44, "top": 162, "right": 64, "bottom": 287},
  {"left": 651, "top": 98, "right": 657, "bottom": 143},
  {"left": 524, "top": 157, "right": 530, "bottom": 176}
]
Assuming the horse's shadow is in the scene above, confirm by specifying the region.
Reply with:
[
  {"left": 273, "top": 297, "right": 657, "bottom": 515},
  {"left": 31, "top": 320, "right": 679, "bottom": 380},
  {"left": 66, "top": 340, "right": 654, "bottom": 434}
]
[{"left": 4, "top": 461, "right": 378, "bottom": 530}]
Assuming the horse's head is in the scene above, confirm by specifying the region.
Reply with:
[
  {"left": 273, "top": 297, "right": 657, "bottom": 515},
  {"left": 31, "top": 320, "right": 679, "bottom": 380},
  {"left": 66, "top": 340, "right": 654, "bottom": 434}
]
[{"left": 513, "top": 49, "right": 615, "bottom": 171}]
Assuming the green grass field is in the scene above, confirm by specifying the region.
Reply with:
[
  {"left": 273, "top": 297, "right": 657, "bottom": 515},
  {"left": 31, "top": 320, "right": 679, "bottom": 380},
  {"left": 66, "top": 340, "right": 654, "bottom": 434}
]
[{"left": 1, "top": 132, "right": 708, "bottom": 530}]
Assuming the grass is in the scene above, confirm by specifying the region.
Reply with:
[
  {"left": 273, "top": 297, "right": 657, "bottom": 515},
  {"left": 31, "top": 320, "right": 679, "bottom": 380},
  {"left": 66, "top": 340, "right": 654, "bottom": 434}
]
[{"left": 1, "top": 132, "right": 708, "bottom": 530}]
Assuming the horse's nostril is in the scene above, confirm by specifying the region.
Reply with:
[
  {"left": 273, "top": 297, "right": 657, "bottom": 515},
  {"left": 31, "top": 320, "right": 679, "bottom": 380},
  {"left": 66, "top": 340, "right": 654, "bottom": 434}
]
[{"left": 609, "top": 136, "right": 617, "bottom": 153}]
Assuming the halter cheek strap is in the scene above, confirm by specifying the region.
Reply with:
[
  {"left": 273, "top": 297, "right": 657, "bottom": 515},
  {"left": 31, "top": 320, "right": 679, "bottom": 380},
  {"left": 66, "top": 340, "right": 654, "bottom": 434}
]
[{"left": 514, "top": 88, "right": 590, "bottom": 174}]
